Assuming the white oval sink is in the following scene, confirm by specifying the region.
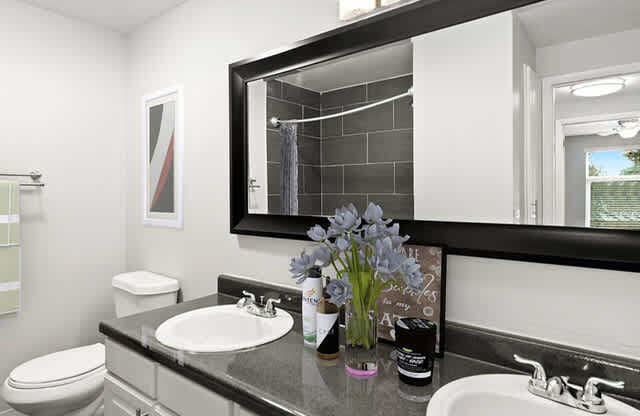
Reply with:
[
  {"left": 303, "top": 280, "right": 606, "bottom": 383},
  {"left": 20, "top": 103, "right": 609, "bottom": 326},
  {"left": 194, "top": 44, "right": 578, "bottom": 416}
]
[
  {"left": 155, "top": 305, "right": 294, "bottom": 353},
  {"left": 427, "top": 374, "right": 639, "bottom": 416}
]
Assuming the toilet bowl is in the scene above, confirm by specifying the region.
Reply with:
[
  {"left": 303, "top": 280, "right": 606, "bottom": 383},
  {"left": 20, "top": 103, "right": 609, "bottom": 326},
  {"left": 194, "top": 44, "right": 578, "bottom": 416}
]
[
  {"left": 1, "top": 271, "right": 179, "bottom": 416},
  {"left": 1, "top": 344, "right": 107, "bottom": 416}
]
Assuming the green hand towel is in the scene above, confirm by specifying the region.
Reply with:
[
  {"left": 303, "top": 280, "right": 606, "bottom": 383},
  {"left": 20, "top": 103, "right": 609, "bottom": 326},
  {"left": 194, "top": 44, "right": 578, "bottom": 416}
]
[{"left": 0, "top": 181, "right": 20, "bottom": 314}]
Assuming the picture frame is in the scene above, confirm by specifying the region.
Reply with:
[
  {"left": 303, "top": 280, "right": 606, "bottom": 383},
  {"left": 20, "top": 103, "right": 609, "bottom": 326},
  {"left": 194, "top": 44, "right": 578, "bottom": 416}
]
[
  {"left": 142, "top": 86, "right": 184, "bottom": 228},
  {"left": 377, "top": 244, "right": 447, "bottom": 356}
]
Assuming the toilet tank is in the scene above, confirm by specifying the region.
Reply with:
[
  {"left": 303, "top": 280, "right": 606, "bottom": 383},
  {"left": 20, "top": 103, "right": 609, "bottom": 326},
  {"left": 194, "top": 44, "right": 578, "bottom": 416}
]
[{"left": 112, "top": 271, "right": 180, "bottom": 317}]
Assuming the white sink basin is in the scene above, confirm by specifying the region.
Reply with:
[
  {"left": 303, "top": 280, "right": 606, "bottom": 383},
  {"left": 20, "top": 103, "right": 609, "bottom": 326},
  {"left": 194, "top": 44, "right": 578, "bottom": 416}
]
[
  {"left": 427, "top": 374, "right": 639, "bottom": 416},
  {"left": 155, "top": 305, "right": 294, "bottom": 353}
]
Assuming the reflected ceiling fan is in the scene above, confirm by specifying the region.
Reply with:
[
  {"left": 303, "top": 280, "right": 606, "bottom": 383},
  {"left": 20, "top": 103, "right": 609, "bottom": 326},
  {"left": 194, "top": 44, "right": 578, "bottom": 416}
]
[{"left": 597, "top": 119, "right": 640, "bottom": 139}]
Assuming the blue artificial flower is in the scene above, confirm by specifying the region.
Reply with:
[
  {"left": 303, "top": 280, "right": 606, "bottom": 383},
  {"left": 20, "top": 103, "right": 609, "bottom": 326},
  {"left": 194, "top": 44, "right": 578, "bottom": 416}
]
[
  {"left": 289, "top": 250, "right": 316, "bottom": 284},
  {"left": 335, "top": 236, "right": 350, "bottom": 252},
  {"left": 326, "top": 276, "right": 353, "bottom": 307},
  {"left": 363, "top": 202, "right": 384, "bottom": 224},
  {"left": 328, "top": 205, "right": 361, "bottom": 235},
  {"left": 399, "top": 257, "right": 423, "bottom": 293},
  {"left": 313, "top": 246, "right": 332, "bottom": 268},
  {"left": 307, "top": 225, "right": 327, "bottom": 242}
]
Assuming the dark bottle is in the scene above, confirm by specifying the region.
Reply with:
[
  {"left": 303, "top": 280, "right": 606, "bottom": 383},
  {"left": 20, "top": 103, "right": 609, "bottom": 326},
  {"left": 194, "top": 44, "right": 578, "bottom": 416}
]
[
  {"left": 316, "top": 297, "right": 340, "bottom": 360},
  {"left": 395, "top": 318, "right": 437, "bottom": 386}
]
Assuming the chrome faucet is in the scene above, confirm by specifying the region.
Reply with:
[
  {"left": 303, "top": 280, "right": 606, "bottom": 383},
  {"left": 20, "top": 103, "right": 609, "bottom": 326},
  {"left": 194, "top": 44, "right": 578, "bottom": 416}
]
[
  {"left": 236, "top": 290, "right": 281, "bottom": 318},
  {"left": 514, "top": 354, "right": 625, "bottom": 414}
]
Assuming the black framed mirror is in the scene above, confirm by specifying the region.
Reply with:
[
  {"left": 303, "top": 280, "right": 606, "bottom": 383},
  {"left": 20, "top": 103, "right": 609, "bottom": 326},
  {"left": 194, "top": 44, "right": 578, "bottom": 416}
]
[{"left": 230, "top": 0, "right": 640, "bottom": 272}]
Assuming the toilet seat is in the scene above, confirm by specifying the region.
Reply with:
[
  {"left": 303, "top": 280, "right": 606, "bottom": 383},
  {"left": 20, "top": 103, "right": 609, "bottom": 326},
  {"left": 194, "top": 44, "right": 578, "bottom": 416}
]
[{"left": 8, "top": 344, "right": 105, "bottom": 390}]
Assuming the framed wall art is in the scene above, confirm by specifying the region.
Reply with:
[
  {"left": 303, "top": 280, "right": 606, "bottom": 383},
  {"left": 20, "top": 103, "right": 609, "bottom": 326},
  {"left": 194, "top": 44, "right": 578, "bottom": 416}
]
[{"left": 142, "top": 86, "right": 183, "bottom": 228}]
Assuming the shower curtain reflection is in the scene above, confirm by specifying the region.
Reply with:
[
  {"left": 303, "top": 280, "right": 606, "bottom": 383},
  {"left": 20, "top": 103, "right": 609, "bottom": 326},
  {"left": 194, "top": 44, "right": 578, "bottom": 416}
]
[{"left": 279, "top": 123, "right": 298, "bottom": 215}]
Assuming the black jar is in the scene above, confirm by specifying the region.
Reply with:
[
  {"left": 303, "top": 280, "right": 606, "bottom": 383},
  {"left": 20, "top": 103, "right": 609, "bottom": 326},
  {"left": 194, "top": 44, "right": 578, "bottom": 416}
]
[{"left": 395, "top": 318, "right": 437, "bottom": 386}]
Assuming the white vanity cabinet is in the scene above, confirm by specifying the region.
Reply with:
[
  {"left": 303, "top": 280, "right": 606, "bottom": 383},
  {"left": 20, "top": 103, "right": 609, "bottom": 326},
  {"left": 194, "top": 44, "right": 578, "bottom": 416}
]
[{"left": 104, "top": 339, "right": 260, "bottom": 416}]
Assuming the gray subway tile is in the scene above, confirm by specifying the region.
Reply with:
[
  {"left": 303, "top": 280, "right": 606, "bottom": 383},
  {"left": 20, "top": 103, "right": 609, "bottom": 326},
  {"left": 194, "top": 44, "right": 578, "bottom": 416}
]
[
  {"left": 283, "top": 82, "right": 320, "bottom": 108},
  {"left": 302, "top": 107, "right": 321, "bottom": 138},
  {"left": 303, "top": 165, "right": 321, "bottom": 194},
  {"left": 343, "top": 101, "right": 394, "bottom": 134},
  {"left": 268, "top": 196, "right": 281, "bottom": 214},
  {"left": 367, "top": 75, "right": 412, "bottom": 101},
  {"left": 322, "top": 135, "right": 366, "bottom": 165},
  {"left": 322, "top": 166, "right": 343, "bottom": 194},
  {"left": 299, "top": 195, "right": 322, "bottom": 216},
  {"left": 343, "top": 164, "right": 394, "bottom": 193},
  {"left": 267, "top": 80, "right": 282, "bottom": 99},
  {"left": 267, "top": 163, "right": 280, "bottom": 194},
  {"left": 322, "top": 194, "right": 367, "bottom": 216},
  {"left": 395, "top": 162, "right": 413, "bottom": 194},
  {"left": 321, "top": 85, "right": 366, "bottom": 108},
  {"left": 298, "top": 164, "right": 303, "bottom": 194},
  {"left": 298, "top": 136, "right": 320, "bottom": 165},
  {"left": 321, "top": 107, "right": 343, "bottom": 138},
  {"left": 267, "top": 98, "right": 301, "bottom": 129},
  {"left": 368, "top": 194, "right": 414, "bottom": 219},
  {"left": 368, "top": 130, "right": 413, "bottom": 162},
  {"left": 394, "top": 96, "right": 413, "bottom": 129},
  {"left": 266, "top": 130, "right": 280, "bottom": 162}
]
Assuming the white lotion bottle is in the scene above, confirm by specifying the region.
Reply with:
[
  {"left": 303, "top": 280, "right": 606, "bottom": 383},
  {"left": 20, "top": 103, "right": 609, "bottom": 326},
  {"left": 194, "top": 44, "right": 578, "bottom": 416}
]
[{"left": 302, "top": 266, "right": 323, "bottom": 347}]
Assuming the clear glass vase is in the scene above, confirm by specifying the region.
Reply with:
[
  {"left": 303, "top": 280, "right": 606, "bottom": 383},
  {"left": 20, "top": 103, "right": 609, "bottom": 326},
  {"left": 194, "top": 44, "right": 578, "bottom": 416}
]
[{"left": 344, "top": 274, "right": 378, "bottom": 378}]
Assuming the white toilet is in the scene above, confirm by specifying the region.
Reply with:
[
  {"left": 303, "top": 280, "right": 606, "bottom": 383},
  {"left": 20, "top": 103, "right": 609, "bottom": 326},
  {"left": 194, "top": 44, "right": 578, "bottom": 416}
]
[{"left": 1, "top": 271, "right": 179, "bottom": 416}]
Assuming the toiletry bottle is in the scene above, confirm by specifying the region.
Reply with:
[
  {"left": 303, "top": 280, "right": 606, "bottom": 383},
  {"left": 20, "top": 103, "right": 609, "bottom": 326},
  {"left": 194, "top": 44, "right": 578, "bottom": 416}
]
[
  {"left": 302, "top": 266, "right": 323, "bottom": 347},
  {"left": 316, "top": 297, "right": 339, "bottom": 360},
  {"left": 395, "top": 318, "right": 437, "bottom": 386}
]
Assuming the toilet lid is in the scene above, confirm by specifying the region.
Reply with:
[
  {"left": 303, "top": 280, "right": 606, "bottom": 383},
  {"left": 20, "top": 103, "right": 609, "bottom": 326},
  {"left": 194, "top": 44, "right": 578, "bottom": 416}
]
[{"left": 9, "top": 343, "right": 105, "bottom": 389}]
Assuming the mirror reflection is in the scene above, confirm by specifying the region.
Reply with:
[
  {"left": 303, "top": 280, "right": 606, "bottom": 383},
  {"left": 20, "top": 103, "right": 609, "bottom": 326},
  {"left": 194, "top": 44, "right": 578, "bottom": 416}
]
[{"left": 248, "top": 0, "right": 640, "bottom": 230}]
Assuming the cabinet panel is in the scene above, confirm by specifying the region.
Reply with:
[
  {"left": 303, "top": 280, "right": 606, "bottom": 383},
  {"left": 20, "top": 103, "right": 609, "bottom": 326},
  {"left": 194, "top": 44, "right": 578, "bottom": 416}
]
[
  {"left": 157, "top": 366, "right": 233, "bottom": 416},
  {"left": 153, "top": 404, "right": 179, "bottom": 416},
  {"left": 105, "top": 373, "right": 156, "bottom": 416},
  {"left": 106, "top": 338, "right": 158, "bottom": 398}
]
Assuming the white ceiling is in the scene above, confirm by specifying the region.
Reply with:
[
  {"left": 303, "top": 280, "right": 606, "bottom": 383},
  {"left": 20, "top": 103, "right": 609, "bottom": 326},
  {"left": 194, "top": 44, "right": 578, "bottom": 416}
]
[
  {"left": 20, "top": 0, "right": 187, "bottom": 33},
  {"left": 278, "top": 41, "right": 413, "bottom": 92},
  {"left": 516, "top": 0, "right": 640, "bottom": 48}
]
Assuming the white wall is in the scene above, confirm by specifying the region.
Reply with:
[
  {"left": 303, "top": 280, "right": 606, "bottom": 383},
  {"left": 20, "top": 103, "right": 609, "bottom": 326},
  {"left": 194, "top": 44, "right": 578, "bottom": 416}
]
[
  {"left": 126, "top": 0, "right": 640, "bottom": 361},
  {"left": 537, "top": 27, "right": 640, "bottom": 77},
  {"left": 413, "top": 12, "right": 515, "bottom": 223},
  {"left": 0, "top": 0, "right": 126, "bottom": 411}
]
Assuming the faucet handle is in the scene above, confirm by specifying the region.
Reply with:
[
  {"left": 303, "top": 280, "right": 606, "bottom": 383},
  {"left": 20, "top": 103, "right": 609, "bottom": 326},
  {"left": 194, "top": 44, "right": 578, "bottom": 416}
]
[
  {"left": 514, "top": 354, "right": 547, "bottom": 388},
  {"left": 242, "top": 290, "right": 256, "bottom": 302},
  {"left": 265, "top": 298, "right": 281, "bottom": 314},
  {"left": 237, "top": 290, "right": 256, "bottom": 308},
  {"left": 583, "top": 377, "right": 625, "bottom": 404}
]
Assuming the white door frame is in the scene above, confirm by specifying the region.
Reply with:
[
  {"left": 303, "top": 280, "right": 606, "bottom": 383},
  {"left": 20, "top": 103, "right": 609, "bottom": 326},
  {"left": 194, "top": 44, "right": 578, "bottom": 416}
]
[
  {"left": 523, "top": 64, "right": 542, "bottom": 224},
  {"left": 541, "top": 61, "right": 640, "bottom": 225}
]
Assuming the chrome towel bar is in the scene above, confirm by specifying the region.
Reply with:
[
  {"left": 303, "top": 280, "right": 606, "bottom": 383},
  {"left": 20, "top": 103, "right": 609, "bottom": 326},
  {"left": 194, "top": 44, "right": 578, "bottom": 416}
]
[{"left": 0, "top": 171, "right": 45, "bottom": 187}]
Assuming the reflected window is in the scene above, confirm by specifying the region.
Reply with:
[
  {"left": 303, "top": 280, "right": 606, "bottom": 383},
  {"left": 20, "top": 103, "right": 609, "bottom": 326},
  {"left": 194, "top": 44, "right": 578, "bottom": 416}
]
[{"left": 586, "top": 149, "right": 640, "bottom": 229}]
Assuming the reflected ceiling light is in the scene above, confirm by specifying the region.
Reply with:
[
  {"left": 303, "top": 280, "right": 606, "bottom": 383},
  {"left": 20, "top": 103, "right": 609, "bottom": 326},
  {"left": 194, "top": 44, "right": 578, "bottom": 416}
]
[
  {"left": 569, "top": 78, "right": 625, "bottom": 97},
  {"left": 597, "top": 119, "right": 640, "bottom": 139},
  {"left": 339, "top": 0, "right": 376, "bottom": 20}
]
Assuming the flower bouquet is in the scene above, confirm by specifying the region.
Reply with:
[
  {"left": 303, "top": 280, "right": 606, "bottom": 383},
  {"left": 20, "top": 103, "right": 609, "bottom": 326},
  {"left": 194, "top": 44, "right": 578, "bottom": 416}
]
[{"left": 289, "top": 202, "right": 423, "bottom": 377}]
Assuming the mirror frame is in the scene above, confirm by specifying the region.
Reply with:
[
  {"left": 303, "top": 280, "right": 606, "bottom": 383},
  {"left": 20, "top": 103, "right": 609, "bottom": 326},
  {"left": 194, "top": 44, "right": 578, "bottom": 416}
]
[{"left": 230, "top": 0, "right": 640, "bottom": 273}]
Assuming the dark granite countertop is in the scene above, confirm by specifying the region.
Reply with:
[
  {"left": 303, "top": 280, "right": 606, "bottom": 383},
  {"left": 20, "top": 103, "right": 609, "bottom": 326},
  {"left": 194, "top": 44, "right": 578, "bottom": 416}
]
[{"left": 100, "top": 293, "right": 519, "bottom": 416}]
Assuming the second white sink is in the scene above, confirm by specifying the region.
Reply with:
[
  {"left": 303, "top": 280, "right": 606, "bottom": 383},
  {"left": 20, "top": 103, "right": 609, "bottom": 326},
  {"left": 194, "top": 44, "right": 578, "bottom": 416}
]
[
  {"left": 155, "top": 305, "right": 294, "bottom": 353},
  {"left": 427, "top": 374, "right": 639, "bottom": 416}
]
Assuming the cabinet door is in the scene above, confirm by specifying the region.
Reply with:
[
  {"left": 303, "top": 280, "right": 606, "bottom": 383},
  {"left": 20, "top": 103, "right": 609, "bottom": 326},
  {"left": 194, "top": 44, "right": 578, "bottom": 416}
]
[
  {"left": 157, "top": 366, "right": 233, "bottom": 416},
  {"left": 105, "top": 373, "right": 156, "bottom": 416}
]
